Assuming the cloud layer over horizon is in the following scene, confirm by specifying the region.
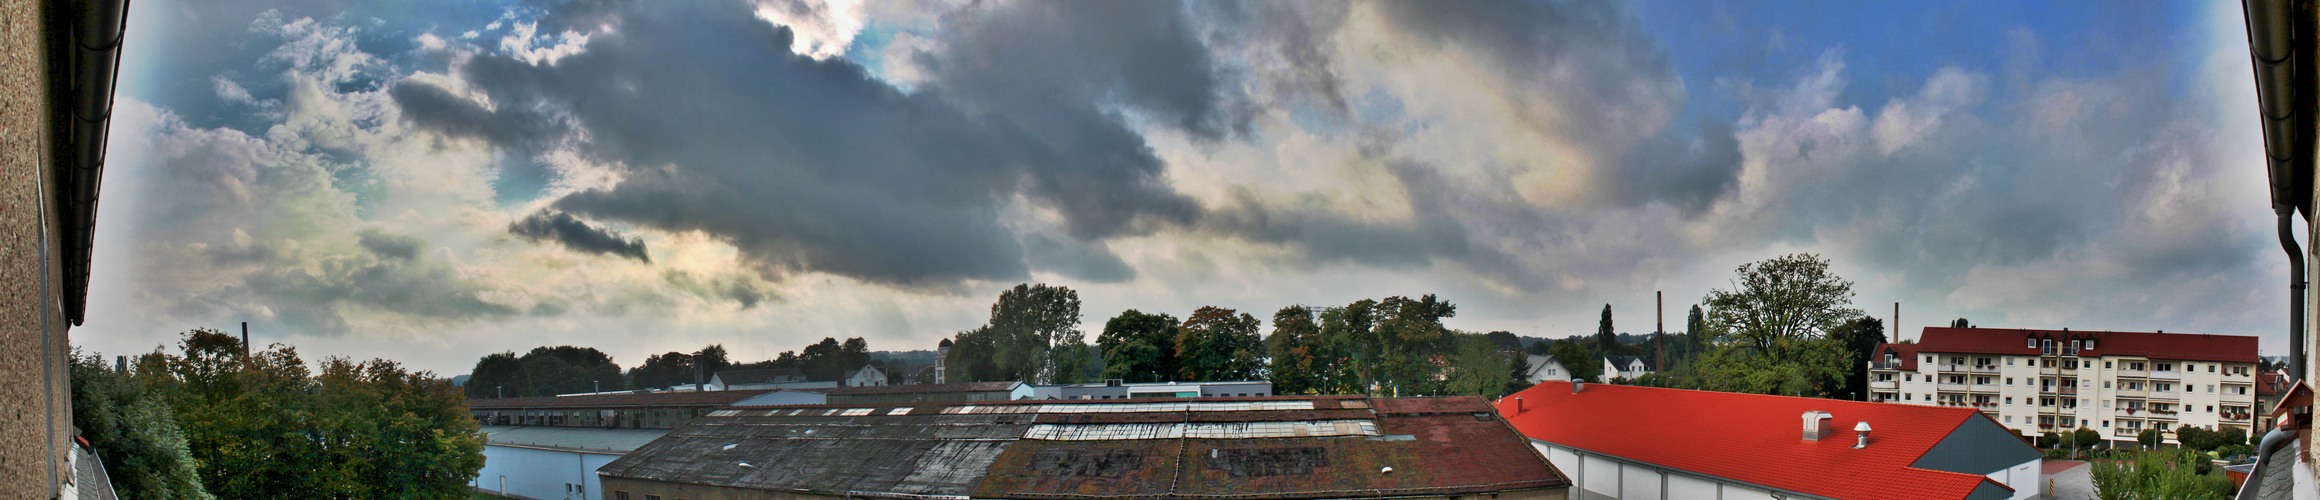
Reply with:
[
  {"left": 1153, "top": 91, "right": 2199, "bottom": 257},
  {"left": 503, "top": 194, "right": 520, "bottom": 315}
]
[{"left": 82, "top": 0, "right": 2286, "bottom": 374}]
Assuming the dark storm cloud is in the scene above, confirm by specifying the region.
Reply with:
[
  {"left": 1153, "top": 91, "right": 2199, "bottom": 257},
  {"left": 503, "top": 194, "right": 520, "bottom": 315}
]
[
  {"left": 1021, "top": 233, "right": 1136, "bottom": 283},
  {"left": 508, "top": 210, "right": 651, "bottom": 263},
  {"left": 388, "top": 80, "right": 567, "bottom": 151},
  {"left": 241, "top": 254, "right": 522, "bottom": 333},
  {"left": 930, "top": 1, "right": 1242, "bottom": 140},
  {"left": 415, "top": 1, "right": 1217, "bottom": 287},
  {"left": 1610, "top": 121, "right": 1744, "bottom": 215}
]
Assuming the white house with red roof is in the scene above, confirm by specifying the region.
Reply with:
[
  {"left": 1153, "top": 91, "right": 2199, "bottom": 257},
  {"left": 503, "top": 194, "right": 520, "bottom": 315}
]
[
  {"left": 1497, "top": 381, "right": 2042, "bottom": 500},
  {"left": 1867, "top": 327, "right": 2260, "bottom": 444}
]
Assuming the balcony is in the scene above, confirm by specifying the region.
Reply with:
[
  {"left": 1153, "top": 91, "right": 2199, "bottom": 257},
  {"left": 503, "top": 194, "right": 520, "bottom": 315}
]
[
  {"left": 2116, "top": 407, "right": 2150, "bottom": 418},
  {"left": 2145, "top": 390, "right": 2177, "bottom": 401},
  {"left": 2115, "top": 387, "right": 2148, "bottom": 398},
  {"left": 1869, "top": 360, "right": 1905, "bottom": 371},
  {"left": 2149, "top": 370, "right": 2181, "bottom": 380},
  {"left": 1936, "top": 363, "right": 1968, "bottom": 373},
  {"left": 1937, "top": 382, "right": 1968, "bottom": 392},
  {"left": 2055, "top": 386, "right": 2078, "bottom": 396},
  {"left": 1969, "top": 364, "right": 2001, "bottom": 374},
  {"left": 2118, "top": 367, "right": 2150, "bottom": 378},
  {"left": 2145, "top": 410, "right": 2179, "bottom": 421},
  {"left": 1869, "top": 380, "right": 1898, "bottom": 390},
  {"left": 2223, "top": 412, "right": 2255, "bottom": 422},
  {"left": 1969, "top": 383, "right": 2001, "bottom": 393}
]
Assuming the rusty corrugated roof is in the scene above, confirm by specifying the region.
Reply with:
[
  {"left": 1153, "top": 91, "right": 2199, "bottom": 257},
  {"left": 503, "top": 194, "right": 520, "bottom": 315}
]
[
  {"left": 599, "top": 396, "right": 1568, "bottom": 499},
  {"left": 468, "top": 389, "right": 775, "bottom": 409}
]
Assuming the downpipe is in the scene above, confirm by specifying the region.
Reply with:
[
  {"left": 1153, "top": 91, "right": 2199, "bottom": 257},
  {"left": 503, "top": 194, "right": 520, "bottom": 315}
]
[{"left": 2280, "top": 206, "right": 2306, "bottom": 382}]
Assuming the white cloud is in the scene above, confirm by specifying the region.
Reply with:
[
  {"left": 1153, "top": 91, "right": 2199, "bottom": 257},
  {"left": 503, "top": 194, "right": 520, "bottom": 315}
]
[{"left": 751, "top": 0, "right": 866, "bottom": 60}]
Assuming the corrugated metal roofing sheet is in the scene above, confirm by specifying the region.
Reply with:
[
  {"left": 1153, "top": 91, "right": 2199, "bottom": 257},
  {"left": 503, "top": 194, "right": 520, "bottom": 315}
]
[
  {"left": 601, "top": 396, "right": 1568, "bottom": 499},
  {"left": 469, "top": 389, "right": 775, "bottom": 409}
]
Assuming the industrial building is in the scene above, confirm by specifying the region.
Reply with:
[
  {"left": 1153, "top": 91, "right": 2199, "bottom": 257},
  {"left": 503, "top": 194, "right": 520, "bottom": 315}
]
[
  {"left": 1038, "top": 379, "right": 1274, "bottom": 400},
  {"left": 1499, "top": 381, "right": 2042, "bottom": 500},
  {"left": 472, "top": 426, "right": 671, "bottom": 500},
  {"left": 597, "top": 395, "right": 1571, "bottom": 500}
]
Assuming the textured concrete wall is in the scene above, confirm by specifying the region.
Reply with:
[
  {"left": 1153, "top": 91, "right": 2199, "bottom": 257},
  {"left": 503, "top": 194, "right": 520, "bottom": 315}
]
[{"left": 0, "top": 0, "right": 70, "bottom": 497}]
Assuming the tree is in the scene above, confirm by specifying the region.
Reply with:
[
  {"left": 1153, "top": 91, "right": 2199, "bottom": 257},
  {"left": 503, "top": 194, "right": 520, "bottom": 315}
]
[
  {"left": 463, "top": 351, "right": 523, "bottom": 398},
  {"left": 2091, "top": 450, "right": 2233, "bottom": 499},
  {"left": 1177, "top": 306, "right": 1264, "bottom": 382},
  {"left": 1098, "top": 310, "right": 1181, "bottom": 383},
  {"left": 1547, "top": 340, "right": 1601, "bottom": 383},
  {"left": 1316, "top": 299, "right": 1381, "bottom": 394},
  {"left": 2075, "top": 427, "right": 2102, "bottom": 451},
  {"left": 986, "top": 283, "right": 1085, "bottom": 383},
  {"left": 1701, "top": 253, "right": 1863, "bottom": 356},
  {"left": 71, "top": 349, "right": 212, "bottom": 500},
  {"left": 626, "top": 351, "right": 696, "bottom": 390},
  {"left": 946, "top": 327, "right": 1001, "bottom": 382},
  {"left": 1596, "top": 304, "right": 1618, "bottom": 353},
  {"left": 2138, "top": 428, "right": 2163, "bottom": 449},
  {"left": 1484, "top": 331, "right": 1523, "bottom": 352},
  {"left": 1267, "top": 306, "right": 1324, "bottom": 395},
  {"left": 1951, "top": 318, "right": 1970, "bottom": 328},
  {"left": 1442, "top": 334, "right": 1514, "bottom": 398},
  {"left": 699, "top": 344, "right": 734, "bottom": 378},
  {"left": 1373, "top": 295, "right": 1457, "bottom": 395},
  {"left": 1689, "top": 338, "right": 1850, "bottom": 396},
  {"left": 141, "top": 328, "right": 484, "bottom": 498},
  {"left": 1825, "top": 317, "right": 1887, "bottom": 401}
]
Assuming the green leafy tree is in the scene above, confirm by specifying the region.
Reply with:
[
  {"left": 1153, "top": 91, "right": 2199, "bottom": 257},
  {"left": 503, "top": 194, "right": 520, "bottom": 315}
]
[
  {"left": 2138, "top": 428, "right": 2163, "bottom": 449},
  {"left": 625, "top": 351, "right": 697, "bottom": 390},
  {"left": 1316, "top": 299, "right": 1381, "bottom": 394},
  {"left": 70, "top": 349, "right": 212, "bottom": 500},
  {"left": 1546, "top": 339, "right": 1601, "bottom": 382},
  {"left": 1266, "top": 306, "right": 1324, "bottom": 394},
  {"left": 1825, "top": 316, "right": 1887, "bottom": 400},
  {"left": 1690, "top": 338, "right": 1850, "bottom": 396},
  {"left": 987, "top": 283, "right": 1085, "bottom": 383},
  {"left": 2092, "top": 450, "right": 2233, "bottom": 499},
  {"left": 145, "top": 328, "right": 484, "bottom": 498},
  {"left": 1951, "top": 318, "right": 1970, "bottom": 328},
  {"left": 946, "top": 326, "right": 1002, "bottom": 382},
  {"left": 1177, "top": 306, "right": 1264, "bottom": 381},
  {"left": 1098, "top": 310, "right": 1181, "bottom": 382},
  {"left": 1373, "top": 295, "right": 1457, "bottom": 395},
  {"left": 1701, "top": 253, "right": 1863, "bottom": 355},
  {"left": 463, "top": 351, "right": 522, "bottom": 398},
  {"left": 1442, "top": 334, "right": 1514, "bottom": 398}
]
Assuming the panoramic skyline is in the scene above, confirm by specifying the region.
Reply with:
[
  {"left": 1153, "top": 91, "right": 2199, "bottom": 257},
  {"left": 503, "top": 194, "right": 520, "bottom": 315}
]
[{"left": 83, "top": 0, "right": 2282, "bottom": 375}]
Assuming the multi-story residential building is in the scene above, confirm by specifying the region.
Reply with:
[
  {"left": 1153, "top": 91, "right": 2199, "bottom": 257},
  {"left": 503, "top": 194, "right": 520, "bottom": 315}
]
[{"left": 1868, "top": 327, "right": 2260, "bottom": 445}]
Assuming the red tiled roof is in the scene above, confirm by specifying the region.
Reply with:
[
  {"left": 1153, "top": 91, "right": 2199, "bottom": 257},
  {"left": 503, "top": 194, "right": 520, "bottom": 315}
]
[
  {"left": 1496, "top": 382, "right": 2019, "bottom": 500},
  {"left": 1909, "top": 327, "right": 2259, "bottom": 363},
  {"left": 468, "top": 389, "right": 774, "bottom": 409},
  {"left": 1874, "top": 343, "right": 1923, "bottom": 370}
]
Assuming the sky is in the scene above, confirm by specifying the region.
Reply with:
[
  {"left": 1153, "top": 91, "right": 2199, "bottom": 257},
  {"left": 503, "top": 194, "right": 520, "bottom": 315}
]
[{"left": 78, "top": 0, "right": 2287, "bottom": 376}]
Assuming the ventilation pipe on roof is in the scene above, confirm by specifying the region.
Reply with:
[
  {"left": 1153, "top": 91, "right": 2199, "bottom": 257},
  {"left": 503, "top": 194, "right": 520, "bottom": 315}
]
[
  {"left": 1853, "top": 421, "right": 1872, "bottom": 449},
  {"left": 1513, "top": 397, "right": 1524, "bottom": 414},
  {"left": 1802, "top": 411, "right": 1833, "bottom": 441},
  {"left": 2282, "top": 207, "right": 2308, "bottom": 382},
  {"left": 1571, "top": 382, "right": 1586, "bottom": 394}
]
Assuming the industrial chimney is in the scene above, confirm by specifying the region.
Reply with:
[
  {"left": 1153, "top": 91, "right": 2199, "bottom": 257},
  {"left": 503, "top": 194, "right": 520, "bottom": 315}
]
[
  {"left": 241, "top": 321, "right": 250, "bottom": 357},
  {"left": 1801, "top": 411, "right": 1833, "bottom": 441}
]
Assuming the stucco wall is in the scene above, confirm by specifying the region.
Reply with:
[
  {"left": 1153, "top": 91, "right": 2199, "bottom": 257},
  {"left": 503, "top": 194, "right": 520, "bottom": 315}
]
[{"left": 0, "top": 0, "right": 71, "bottom": 498}]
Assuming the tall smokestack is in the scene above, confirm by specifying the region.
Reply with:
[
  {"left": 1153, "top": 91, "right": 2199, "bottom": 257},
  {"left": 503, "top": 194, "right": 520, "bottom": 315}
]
[
  {"left": 1893, "top": 303, "right": 1900, "bottom": 341},
  {"left": 694, "top": 352, "right": 706, "bottom": 392},
  {"left": 241, "top": 322, "right": 250, "bottom": 357},
  {"left": 1656, "top": 291, "right": 1666, "bottom": 372}
]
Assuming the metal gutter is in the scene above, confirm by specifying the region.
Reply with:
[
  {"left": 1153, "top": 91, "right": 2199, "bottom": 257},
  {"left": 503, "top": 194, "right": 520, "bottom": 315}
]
[
  {"left": 2243, "top": 0, "right": 2315, "bottom": 382},
  {"left": 57, "top": 0, "right": 131, "bottom": 325}
]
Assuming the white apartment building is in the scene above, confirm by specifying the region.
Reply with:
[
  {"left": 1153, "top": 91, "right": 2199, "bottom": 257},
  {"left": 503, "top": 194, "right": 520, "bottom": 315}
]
[{"left": 1868, "top": 327, "right": 2261, "bottom": 445}]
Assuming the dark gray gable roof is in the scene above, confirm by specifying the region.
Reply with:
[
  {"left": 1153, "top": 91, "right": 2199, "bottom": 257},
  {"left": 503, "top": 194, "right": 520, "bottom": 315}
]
[{"left": 1909, "top": 414, "right": 2042, "bottom": 475}]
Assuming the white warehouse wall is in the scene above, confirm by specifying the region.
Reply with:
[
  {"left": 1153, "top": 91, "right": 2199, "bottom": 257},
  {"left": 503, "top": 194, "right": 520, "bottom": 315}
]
[{"left": 473, "top": 444, "right": 620, "bottom": 500}]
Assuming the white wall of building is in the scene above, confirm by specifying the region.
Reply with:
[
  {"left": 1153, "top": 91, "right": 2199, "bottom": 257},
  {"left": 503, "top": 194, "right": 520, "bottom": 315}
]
[
  {"left": 1988, "top": 459, "right": 2039, "bottom": 500},
  {"left": 472, "top": 445, "right": 619, "bottom": 500},
  {"left": 1532, "top": 441, "right": 1779, "bottom": 500},
  {"left": 1872, "top": 351, "right": 2260, "bottom": 444}
]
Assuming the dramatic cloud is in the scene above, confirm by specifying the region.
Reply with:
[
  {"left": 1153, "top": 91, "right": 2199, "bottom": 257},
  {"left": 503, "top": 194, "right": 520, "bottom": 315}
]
[
  {"left": 507, "top": 211, "right": 651, "bottom": 263},
  {"left": 81, "top": 0, "right": 2285, "bottom": 374}
]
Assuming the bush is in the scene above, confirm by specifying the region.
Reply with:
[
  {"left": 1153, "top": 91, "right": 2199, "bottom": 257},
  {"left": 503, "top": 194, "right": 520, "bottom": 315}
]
[
  {"left": 70, "top": 349, "right": 213, "bottom": 500},
  {"left": 2091, "top": 450, "right": 2234, "bottom": 500}
]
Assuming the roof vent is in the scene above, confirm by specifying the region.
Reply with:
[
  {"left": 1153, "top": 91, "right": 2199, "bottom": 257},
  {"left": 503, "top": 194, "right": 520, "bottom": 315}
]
[
  {"left": 1801, "top": 411, "right": 1834, "bottom": 441},
  {"left": 1853, "top": 421, "right": 1872, "bottom": 449},
  {"left": 1513, "top": 396, "right": 1525, "bottom": 414},
  {"left": 1572, "top": 382, "right": 1587, "bottom": 394}
]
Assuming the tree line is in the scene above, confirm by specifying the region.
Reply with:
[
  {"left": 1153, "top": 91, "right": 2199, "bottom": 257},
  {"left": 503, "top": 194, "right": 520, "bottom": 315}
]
[
  {"left": 463, "top": 336, "right": 907, "bottom": 398},
  {"left": 72, "top": 329, "right": 483, "bottom": 499}
]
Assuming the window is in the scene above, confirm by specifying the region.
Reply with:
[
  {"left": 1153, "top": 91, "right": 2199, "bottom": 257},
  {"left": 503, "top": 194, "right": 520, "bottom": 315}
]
[
  {"left": 1904, "top": 393, "right": 1912, "bottom": 401},
  {"left": 2007, "top": 357, "right": 2016, "bottom": 366},
  {"left": 2236, "top": 386, "right": 2249, "bottom": 395},
  {"left": 646, "top": 495, "right": 662, "bottom": 500},
  {"left": 2104, "top": 400, "right": 2113, "bottom": 408},
  {"left": 2005, "top": 416, "right": 2013, "bottom": 423},
  {"left": 2087, "top": 339, "right": 2097, "bottom": 349},
  {"left": 2006, "top": 377, "right": 2014, "bottom": 385},
  {"left": 2005, "top": 397, "right": 2014, "bottom": 405},
  {"left": 1905, "top": 374, "right": 1913, "bottom": 382},
  {"left": 2103, "top": 420, "right": 2110, "bottom": 427},
  {"left": 2106, "top": 361, "right": 2113, "bottom": 369},
  {"left": 2208, "top": 405, "right": 2215, "bottom": 413},
  {"left": 2208, "top": 385, "right": 2216, "bottom": 393},
  {"left": 617, "top": 492, "right": 630, "bottom": 500},
  {"left": 2028, "top": 338, "right": 2038, "bottom": 349},
  {"left": 2103, "top": 381, "right": 2112, "bottom": 389},
  {"left": 2210, "top": 365, "right": 2217, "bottom": 373},
  {"left": 1926, "top": 356, "right": 1935, "bottom": 363}
]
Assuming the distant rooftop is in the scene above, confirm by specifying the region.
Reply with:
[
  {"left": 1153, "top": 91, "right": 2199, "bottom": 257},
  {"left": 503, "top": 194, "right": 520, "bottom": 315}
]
[
  {"left": 467, "top": 389, "right": 774, "bottom": 409},
  {"left": 1894, "top": 326, "right": 2259, "bottom": 364},
  {"left": 480, "top": 426, "right": 671, "bottom": 455}
]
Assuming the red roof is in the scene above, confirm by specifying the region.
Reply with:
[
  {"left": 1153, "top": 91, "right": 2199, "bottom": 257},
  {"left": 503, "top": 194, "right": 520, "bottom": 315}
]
[
  {"left": 1496, "top": 382, "right": 2021, "bottom": 500},
  {"left": 1909, "top": 327, "right": 2259, "bottom": 363},
  {"left": 1873, "top": 343, "right": 1923, "bottom": 370}
]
